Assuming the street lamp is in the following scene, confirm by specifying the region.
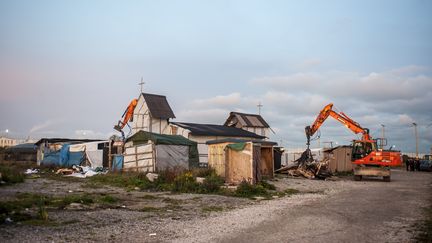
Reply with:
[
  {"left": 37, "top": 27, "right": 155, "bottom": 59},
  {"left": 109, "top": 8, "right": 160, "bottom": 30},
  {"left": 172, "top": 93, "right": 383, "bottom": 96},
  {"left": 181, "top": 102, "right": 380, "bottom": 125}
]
[
  {"left": 380, "top": 124, "right": 385, "bottom": 150},
  {"left": 412, "top": 123, "right": 418, "bottom": 159}
]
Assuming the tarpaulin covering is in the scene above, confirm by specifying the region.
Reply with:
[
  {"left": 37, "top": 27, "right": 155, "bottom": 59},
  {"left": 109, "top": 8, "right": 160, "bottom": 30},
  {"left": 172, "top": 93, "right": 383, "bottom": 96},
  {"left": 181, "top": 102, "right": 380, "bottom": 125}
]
[
  {"left": 126, "top": 130, "right": 196, "bottom": 146},
  {"left": 40, "top": 144, "right": 85, "bottom": 167},
  {"left": 155, "top": 145, "right": 189, "bottom": 170},
  {"left": 227, "top": 142, "right": 247, "bottom": 151},
  {"left": 112, "top": 155, "right": 124, "bottom": 171},
  {"left": 126, "top": 130, "right": 199, "bottom": 168},
  {"left": 69, "top": 141, "right": 106, "bottom": 168},
  {"left": 40, "top": 151, "right": 60, "bottom": 166}
]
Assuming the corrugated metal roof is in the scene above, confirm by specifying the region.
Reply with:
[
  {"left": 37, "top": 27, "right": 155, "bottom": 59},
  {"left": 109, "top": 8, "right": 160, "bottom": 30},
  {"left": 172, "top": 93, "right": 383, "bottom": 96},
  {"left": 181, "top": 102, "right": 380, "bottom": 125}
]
[
  {"left": 171, "top": 122, "right": 266, "bottom": 139},
  {"left": 206, "top": 138, "right": 277, "bottom": 146},
  {"left": 142, "top": 93, "right": 176, "bottom": 119},
  {"left": 34, "top": 138, "right": 102, "bottom": 146},
  {"left": 224, "top": 112, "right": 270, "bottom": 128}
]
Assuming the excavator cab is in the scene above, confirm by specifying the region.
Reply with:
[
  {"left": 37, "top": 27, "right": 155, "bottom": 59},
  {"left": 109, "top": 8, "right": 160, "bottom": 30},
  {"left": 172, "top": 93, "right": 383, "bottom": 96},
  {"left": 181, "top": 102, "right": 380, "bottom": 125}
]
[{"left": 351, "top": 140, "right": 376, "bottom": 160}]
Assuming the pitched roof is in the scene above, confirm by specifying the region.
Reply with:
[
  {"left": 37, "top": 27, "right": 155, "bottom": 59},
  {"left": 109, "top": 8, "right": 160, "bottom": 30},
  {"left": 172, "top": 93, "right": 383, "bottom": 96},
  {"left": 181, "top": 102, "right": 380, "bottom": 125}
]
[
  {"left": 142, "top": 93, "right": 175, "bottom": 119},
  {"left": 171, "top": 122, "right": 266, "bottom": 139},
  {"left": 206, "top": 138, "right": 277, "bottom": 146},
  {"left": 224, "top": 112, "right": 270, "bottom": 128},
  {"left": 126, "top": 130, "right": 197, "bottom": 146}
]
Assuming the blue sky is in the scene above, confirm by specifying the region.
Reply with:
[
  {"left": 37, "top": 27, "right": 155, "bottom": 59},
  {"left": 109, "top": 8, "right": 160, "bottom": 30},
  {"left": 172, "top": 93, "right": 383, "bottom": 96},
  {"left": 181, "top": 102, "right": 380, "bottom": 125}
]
[{"left": 1, "top": 0, "right": 431, "bottom": 154}]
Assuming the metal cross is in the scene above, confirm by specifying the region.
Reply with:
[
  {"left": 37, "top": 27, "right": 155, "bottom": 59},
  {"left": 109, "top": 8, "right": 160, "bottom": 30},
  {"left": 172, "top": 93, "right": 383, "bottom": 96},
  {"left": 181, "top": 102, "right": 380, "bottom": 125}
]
[
  {"left": 138, "top": 77, "right": 145, "bottom": 93},
  {"left": 257, "top": 102, "right": 263, "bottom": 115}
]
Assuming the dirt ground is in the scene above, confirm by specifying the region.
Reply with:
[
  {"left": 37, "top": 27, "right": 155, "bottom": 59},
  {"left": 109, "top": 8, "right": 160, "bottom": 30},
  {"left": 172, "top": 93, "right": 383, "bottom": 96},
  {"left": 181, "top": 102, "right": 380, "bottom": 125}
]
[{"left": 1, "top": 169, "right": 431, "bottom": 243}]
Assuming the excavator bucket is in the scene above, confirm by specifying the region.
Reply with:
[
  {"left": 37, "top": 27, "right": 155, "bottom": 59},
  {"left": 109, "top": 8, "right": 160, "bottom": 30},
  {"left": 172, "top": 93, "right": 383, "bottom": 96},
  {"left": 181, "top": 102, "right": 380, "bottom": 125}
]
[
  {"left": 113, "top": 125, "right": 122, "bottom": 132},
  {"left": 113, "top": 124, "right": 125, "bottom": 141}
]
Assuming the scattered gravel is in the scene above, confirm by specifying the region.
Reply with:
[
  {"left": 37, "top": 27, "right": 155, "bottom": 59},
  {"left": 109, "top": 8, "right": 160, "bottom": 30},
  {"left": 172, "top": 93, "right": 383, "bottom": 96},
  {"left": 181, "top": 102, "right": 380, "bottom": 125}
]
[{"left": 2, "top": 170, "right": 430, "bottom": 243}]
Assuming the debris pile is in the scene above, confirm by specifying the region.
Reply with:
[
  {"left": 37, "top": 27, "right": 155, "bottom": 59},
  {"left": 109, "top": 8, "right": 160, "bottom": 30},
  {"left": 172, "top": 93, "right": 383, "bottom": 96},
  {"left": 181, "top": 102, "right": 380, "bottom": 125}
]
[
  {"left": 55, "top": 165, "right": 107, "bottom": 178},
  {"left": 275, "top": 149, "right": 332, "bottom": 179}
]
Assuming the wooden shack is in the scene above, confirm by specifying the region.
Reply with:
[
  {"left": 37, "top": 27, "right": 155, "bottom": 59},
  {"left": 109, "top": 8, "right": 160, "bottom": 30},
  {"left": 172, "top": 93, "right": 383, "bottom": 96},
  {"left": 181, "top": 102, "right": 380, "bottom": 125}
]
[
  {"left": 324, "top": 146, "right": 353, "bottom": 172},
  {"left": 123, "top": 130, "right": 199, "bottom": 172},
  {"left": 207, "top": 139, "right": 276, "bottom": 185}
]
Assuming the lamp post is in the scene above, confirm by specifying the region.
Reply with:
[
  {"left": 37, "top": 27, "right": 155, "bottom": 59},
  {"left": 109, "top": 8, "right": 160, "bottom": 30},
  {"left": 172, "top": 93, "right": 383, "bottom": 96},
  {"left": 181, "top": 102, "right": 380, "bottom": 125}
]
[
  {"left": 412, "top": 123, "right": 418, "bottom": 159},
  {"left": 380, "top": 124, "right": 385, "bottom": 150}
]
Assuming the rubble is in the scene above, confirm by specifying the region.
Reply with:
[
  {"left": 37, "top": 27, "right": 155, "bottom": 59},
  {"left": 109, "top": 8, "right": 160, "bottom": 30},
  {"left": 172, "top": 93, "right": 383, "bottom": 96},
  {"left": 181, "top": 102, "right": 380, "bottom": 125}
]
[{"left": 275, "top": 149, "right": 332, "bottom": 179}]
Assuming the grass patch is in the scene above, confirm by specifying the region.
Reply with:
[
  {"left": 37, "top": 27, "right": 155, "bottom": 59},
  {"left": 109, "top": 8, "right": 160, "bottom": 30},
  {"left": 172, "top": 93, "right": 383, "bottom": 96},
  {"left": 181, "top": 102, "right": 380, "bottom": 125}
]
[
  {"left": 259, "top": 181, "right": 276, "bottom": 190},
  {"left": 161, "top": 197, "right": 182, "bottom": 205},
  {"left": 87, "top": 173, "right": 152, "bottom": 189},
  {"left": 0, "top": 192, "right": 120, "bottom": 224},
  {"left": 99, "top": 195, "right": 118, "bottom": 204},
  {"left": 201, "top": 173, "right": 225, "bottom": 193},
  {"left": 86, "top": 169, "right": 226, "bottom": 195},
  {"left": 55, "top": 194, "right": 94, "bottom": 208},
  {"left": 165, "top": 204, "right": 182, "bottom": 211},
  {"left": 140, "top": 194, "right": 158, "bottom": 200},
  {"left": 0, "top": 163, "right": 25, "bottom": 185},
  {"left": 140, "top": 206, "right": 162, "bottom": 212},
  {"left": 202, "top": 206, "right": 224, "bottom": 212},
  {"left": 283, "top": 188, "right": 300, "bottom": 196},
  {"left": 233, "top": 181, "right": 269, "bottom": 198},
  {"left": 62, "top": 219, "right": 81, "bottom": 225},
  {"left": 191, "top": 167, "right": 215, "bottom": 178}
]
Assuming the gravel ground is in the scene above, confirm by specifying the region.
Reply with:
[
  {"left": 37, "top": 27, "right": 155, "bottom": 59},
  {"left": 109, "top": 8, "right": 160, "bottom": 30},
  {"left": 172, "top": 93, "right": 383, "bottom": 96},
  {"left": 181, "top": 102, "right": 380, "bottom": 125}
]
[{"left": 1, "top": 169, "right": 431, "bottom": 242}]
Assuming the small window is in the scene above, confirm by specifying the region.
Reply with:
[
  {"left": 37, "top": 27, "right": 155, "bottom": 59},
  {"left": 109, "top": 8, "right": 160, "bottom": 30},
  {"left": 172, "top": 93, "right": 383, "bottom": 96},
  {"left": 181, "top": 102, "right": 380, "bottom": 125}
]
[
  {"left": 171, "top": 126, "right": 178, "bottom": 135},
  {"left": 97, "top": 143, "right": 105, "bottom": 150}
]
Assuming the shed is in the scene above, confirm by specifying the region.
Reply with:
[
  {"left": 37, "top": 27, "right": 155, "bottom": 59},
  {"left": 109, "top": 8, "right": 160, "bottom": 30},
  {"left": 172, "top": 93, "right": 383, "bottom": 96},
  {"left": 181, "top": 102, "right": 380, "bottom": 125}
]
[
  {"left": 35, "top": 138, "right": 102, "bottom": 165},
  {"left": 170, "top": 122, "right": 266, "bottom": 165},
  {"left": 207, "top": 138, "right": 276, "bottom": 185},
  {"left": 224, "top": 112, "right": 271, "bottom": 138},
  {"left": 69, "top": 141, "right": 109, "bottom": 168},
  {"left": 130, "top": 93, "right": 176, "bottom": 135},
  {"left": 4, "top": 143, "right": 37, "bottom": 162},
  {"left": 324, "top": 146, "right": 353, "bottom": 172},
  {"left": 123, "top": 130, "right": 199, "bottom": 172}
]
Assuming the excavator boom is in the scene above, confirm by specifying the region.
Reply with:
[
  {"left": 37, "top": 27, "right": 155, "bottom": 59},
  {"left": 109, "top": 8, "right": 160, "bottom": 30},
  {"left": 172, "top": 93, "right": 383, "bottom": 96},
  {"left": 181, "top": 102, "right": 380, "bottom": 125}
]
[{"left": 305, "top": 103, "right": 370, "bottom": 146}]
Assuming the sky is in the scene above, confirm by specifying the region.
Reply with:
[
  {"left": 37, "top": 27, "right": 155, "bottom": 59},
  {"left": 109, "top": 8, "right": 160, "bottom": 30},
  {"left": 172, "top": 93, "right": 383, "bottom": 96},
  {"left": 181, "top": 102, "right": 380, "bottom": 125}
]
[{"left": 0, "top": 0, "right": 431, "bottom": 154}]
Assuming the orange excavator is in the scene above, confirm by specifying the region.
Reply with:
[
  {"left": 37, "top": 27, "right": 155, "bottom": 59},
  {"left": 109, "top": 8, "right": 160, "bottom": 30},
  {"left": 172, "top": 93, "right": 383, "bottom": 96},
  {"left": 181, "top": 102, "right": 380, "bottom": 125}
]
[
  {"left": 305, "top": 103, "right": 402, "bottom": 181},
  {"left": 114, "top": 98, "right": 138, "bottom": 139}
]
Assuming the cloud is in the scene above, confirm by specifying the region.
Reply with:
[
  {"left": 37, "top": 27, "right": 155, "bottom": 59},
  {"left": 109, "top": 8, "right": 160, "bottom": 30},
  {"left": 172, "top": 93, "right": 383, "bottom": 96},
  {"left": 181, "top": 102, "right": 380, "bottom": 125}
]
[
  {"left": 251, "top": 69, "right": 432, "bottom": 103},
  {"left": 296, "top": 58, "right": 322, "bottom": 69},
  {"left": 29, "top": 119, "right": 63, "bottom": 134},
  {"left": 175, "top": 66, "right": 432, "bottom": 153},
  {"left": 398, "top": 114, "right": 415, "bottom": 125},
  {"left": 73, "top": 130, "right": 108, "bottom": 139}
]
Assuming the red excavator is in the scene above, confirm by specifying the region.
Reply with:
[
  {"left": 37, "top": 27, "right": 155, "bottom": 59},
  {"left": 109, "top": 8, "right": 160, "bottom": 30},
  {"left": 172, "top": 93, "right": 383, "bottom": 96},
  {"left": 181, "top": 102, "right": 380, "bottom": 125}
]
[
  {"left": 114, "top": 98, "right": 138, "bottom": 139},
  {"left": 305, "top": 103, "right": 402, "bottom": 181}
]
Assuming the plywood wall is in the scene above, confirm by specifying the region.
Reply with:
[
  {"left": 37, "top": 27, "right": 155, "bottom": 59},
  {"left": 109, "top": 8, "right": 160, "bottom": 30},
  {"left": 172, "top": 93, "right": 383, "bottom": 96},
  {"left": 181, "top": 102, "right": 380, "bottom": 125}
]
[
  {"left": 123, "top": 143, "right": 155, "bottom": 172},
  {"left": 259, "top": 147, "right": 274, "bottom": 178},
  {"left": 225, "top": 143, "right": 253, "bottom": 184},
  {"left": 208, "top": 142, "right": 231, "bottom": 178},
  {"left": 328, "top": 147, "right": 353, "bottom": 172}
]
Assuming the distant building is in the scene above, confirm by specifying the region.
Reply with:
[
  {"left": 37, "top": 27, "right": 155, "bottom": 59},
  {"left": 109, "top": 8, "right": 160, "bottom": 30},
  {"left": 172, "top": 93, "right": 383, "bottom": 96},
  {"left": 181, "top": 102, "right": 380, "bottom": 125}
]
[
  {"left": 224, "top": 112, "right": 271, "bottom": 138},
  {"left": 130, "top": 93, "right": 176, "bottom": 135},
  {"left": 0, "top": 136, "right": 17, "bottom": 148}
]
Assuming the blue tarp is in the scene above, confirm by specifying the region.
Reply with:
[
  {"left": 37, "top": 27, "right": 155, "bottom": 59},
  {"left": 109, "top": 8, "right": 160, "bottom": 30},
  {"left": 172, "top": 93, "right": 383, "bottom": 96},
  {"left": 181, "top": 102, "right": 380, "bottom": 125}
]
[
  {"left": 59, "top": 144, "right": 70, "bottom": 167},
  {"left": 40, "top": 151, "right": 61, "bottom": 166},
  {"left": 41, "top": 144, "right": 85, "bottom": 167},
  {"left": 112, "top": 155, "right": 123, "bottom": 171}
]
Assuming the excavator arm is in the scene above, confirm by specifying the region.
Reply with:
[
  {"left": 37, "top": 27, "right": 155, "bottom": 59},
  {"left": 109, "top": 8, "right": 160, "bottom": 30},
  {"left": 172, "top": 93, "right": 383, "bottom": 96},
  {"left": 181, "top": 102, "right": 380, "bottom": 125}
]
[{"left": 305, "top": 103, "right": 371, "bottom": 146}]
